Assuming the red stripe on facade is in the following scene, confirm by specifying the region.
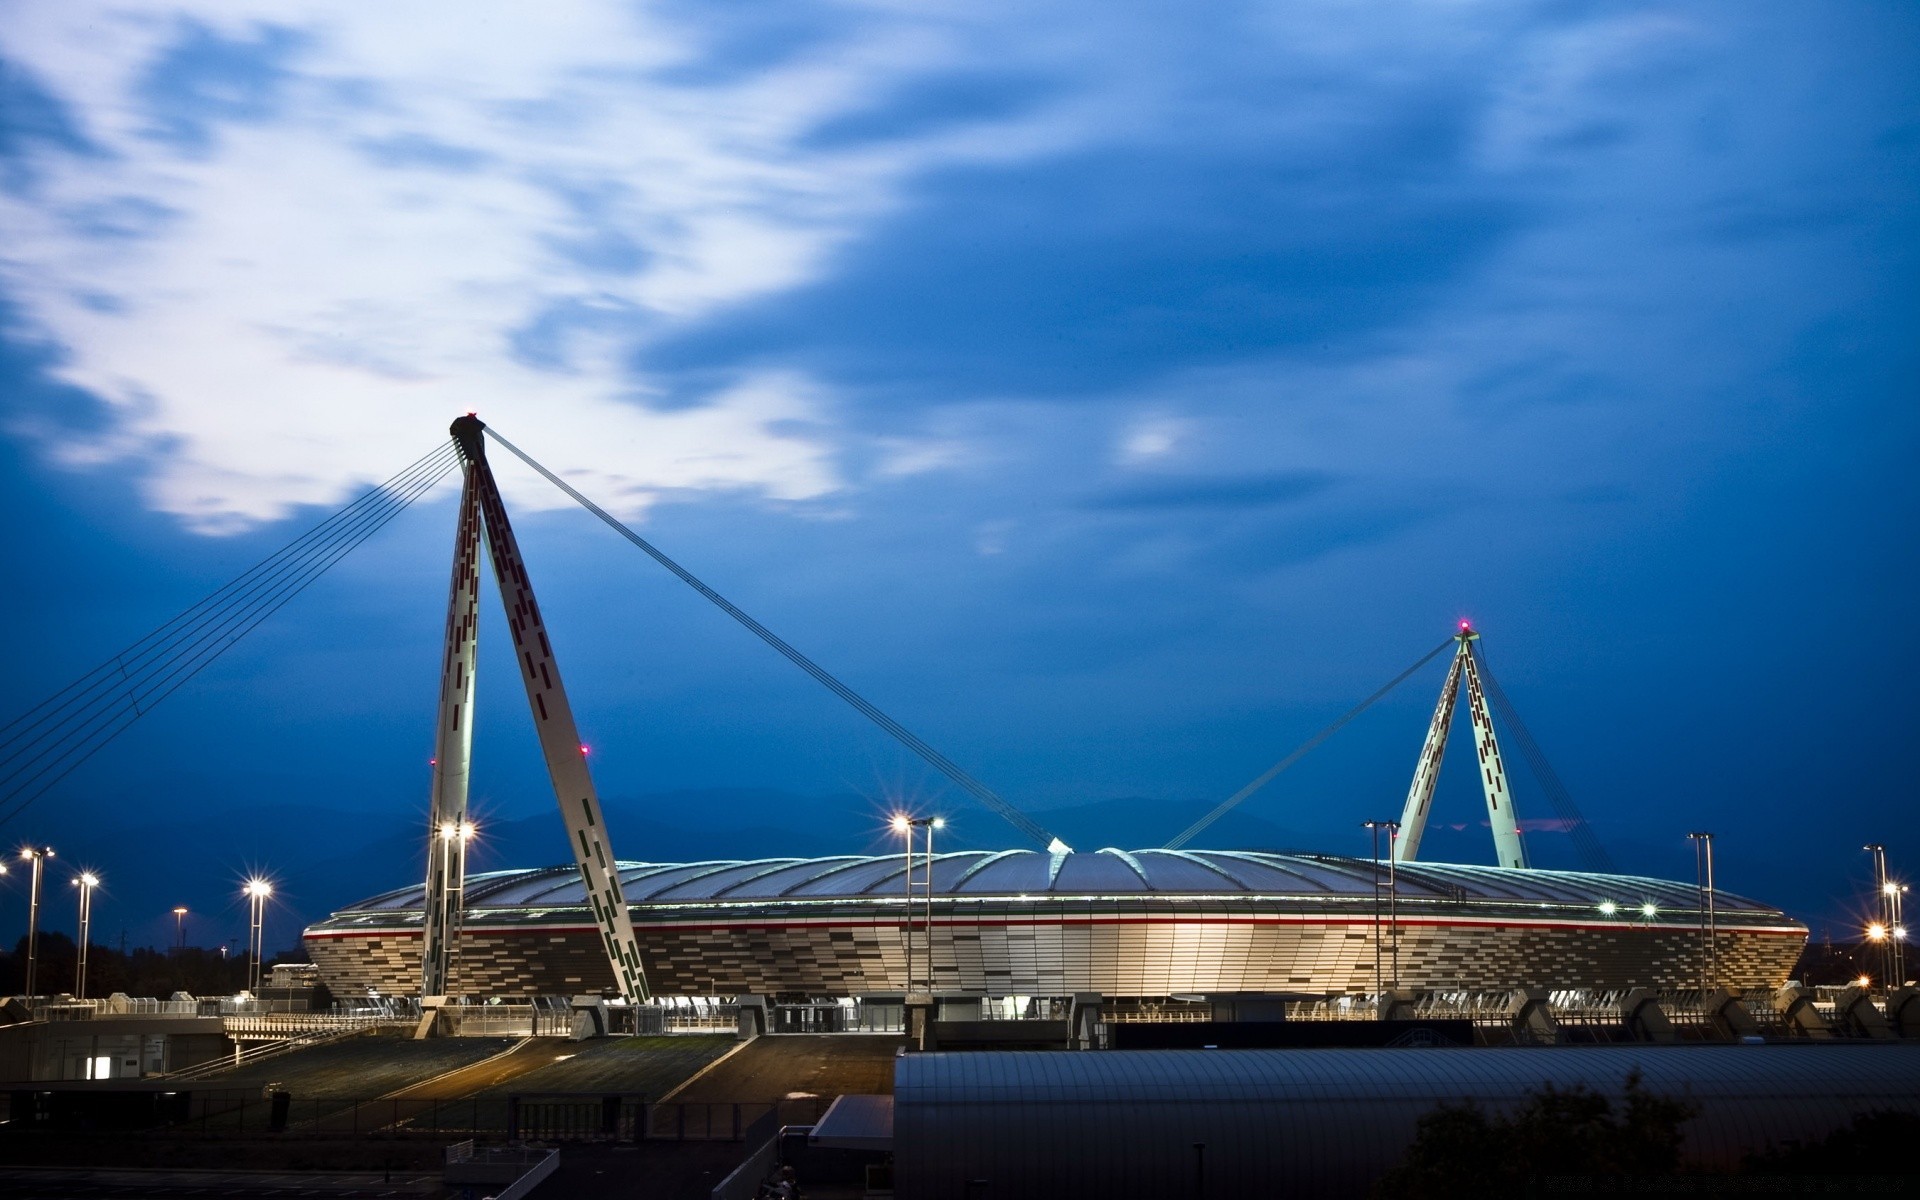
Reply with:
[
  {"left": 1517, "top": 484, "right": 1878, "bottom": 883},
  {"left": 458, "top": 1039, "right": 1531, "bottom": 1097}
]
[{"left": 305, "top": 913, "right": 1808, "bottom": 940}]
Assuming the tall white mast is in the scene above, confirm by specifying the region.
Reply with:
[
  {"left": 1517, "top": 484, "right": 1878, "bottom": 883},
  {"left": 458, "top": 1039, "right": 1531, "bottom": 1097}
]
[
  {"left": 457, "top": 416, "right": 651, "bottom": 1001},
  {"left": 419, "top": 463, "right": 482, "bottom": 997},
  {"left": 1392, "top": 623, "right": 1527, "bottom": 869},
  {"left": 1392, "top": 651, "right": 1463, "bottom": 863},
  {"left": 1460, "top": 634, "right": 1526, "bottom": 869}
]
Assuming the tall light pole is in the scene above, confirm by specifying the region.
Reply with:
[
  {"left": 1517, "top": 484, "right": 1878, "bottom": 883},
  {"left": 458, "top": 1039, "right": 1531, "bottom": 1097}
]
[
  {"left": 1864, "top": 845, "right": 1890, "bottom": 990},
  {"left": 73, "top": 872, "right": 99, "bottom": 999},
  {"left": 244, "top": 878, "right": 273, "bottom": 995},
  {"left": 1385, "top": 821, "right": 1399, "bottom": 988},
  {"left": 1687, "top": 833, "right": 1717, "bottom": 991},
  {"left": 1362, "top": 821, "right": 1390, "bottom": 996},
  {"left": 20, "top": 847, "right": 54, "bottom": 998},
  {"left": 891, "top": 814, "right": 944, "bottom": 1006},
  {"left": 1892, "top": 881, "right": 1908, "bottom": 986},
  {"left": 173, "top": 906, "right": 189, "bottom": 953},
  {"left": 892, "top": 815, "right": 914, "bottom": 999},
  {"left": 425, "top": 820, "right": 477, "bottom": 996}
]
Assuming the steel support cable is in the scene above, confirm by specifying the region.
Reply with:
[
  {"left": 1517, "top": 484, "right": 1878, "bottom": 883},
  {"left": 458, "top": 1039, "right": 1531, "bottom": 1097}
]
[
  {"left": 0, "top": 441, "right": 459, "bottom": 757},
  {"left": 0, "top": 445, "right": 459, "bottom": 826},
  {"left": 0, "top": 442, "right": 460, "bottom": 830},
  {"left": 1164, "top": 638, "right": 1455, "bottom": 852},
  {"left": 0, "top": 441, "right": 457, "bottom": 755},
  {"left": 1470, "top": 645, "right": 1615, "bottom": 874},
  {"left": 481, "top": 427, "right": 1067, "bottom": 852},
  {"left": 0, "top": 442, "right": 458, "bottom": 780},
  {"left": 0, "top": 444, "right": 457, "bottom": 797},
  {"left": 0, "top": 446, "right": 457, "bottom": 827}
]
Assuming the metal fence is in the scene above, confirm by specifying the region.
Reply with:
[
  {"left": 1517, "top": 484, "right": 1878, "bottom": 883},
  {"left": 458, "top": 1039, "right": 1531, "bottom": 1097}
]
[
  {"left": 51, "top": 1091, "right": 837, "bottom": 1143},
  {"left": 609, "top": 1000, "right": 740, "bottom": 1035},
  {"left": 23, "top": 995, "right": 426, "bottom": 1022},
  {"left": 438, "top": 1000, "right": 573, "bottom": 1038}
]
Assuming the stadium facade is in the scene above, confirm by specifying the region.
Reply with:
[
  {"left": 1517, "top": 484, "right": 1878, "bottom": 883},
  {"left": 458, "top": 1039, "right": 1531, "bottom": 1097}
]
[{"left": 302, "top": 849, "right": 1806, "bottom": 1000}]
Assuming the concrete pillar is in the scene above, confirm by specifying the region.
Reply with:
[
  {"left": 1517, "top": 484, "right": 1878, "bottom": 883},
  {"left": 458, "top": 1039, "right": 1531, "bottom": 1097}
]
[
  {"left": 906, "top": 995, "right": 937, "bottom": 1051},
  {"left": 569, "top": 996, "right": 609, "bottom": 1040},
  {"left": 1377, "top": 988, "right": 1419, "bottom": 1022},
  {"left": 1070, "top": 993, "right": 1103, "bottom": 1049},
  {"left": 1507, "top": 989, "right": 1559, "bottom": 1044},
  {"left": 1772, "top": 985, "right": 1831, "bottom": 1039},
  {"left": 413, "top": 997, "right": 445, "bottom": 1040},
  {"left": 1886, "top": 987, "right": 1920, "bottom": 1038},
  {"left": 1619, "top": 990, "right": 1676, "bottom": 1043},
  {"left": 735, "top": 996, "right": 767, "bottom": 1040},
  {"left": 1700, "top": 989, "right": 1761, "bottom": 1041},
  {"left": 1832, "top": 987, "right": 1894, "bottom": 1039}
]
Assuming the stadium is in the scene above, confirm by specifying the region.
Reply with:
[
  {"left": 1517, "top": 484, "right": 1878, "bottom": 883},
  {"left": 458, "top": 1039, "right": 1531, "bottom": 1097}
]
[
  {"left": 302, "top": 848, "right": 1807, "bottom": 1002},
  {"left": 302, "top": 435, "right": 1812, "bottom": 1011}
]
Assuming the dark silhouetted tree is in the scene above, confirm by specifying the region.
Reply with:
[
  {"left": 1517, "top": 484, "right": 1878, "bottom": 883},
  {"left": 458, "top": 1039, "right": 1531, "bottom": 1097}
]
[
  {"left": 1373, "top": 1071, "right": 1697, "bottom": 1199},
  {"left": 1742, "top": 1110, "right": 1920, "bottom": 1176}
]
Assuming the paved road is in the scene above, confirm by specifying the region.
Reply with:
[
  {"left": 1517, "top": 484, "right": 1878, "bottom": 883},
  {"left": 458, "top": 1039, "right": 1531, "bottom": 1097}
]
[
  {"left": 0, "top": 1167, "right": 438, "bottom": 1198},
  {"left": 380, "top": 1036, "right": 569, "bottom": 1100},
  {"left": 667, "top": 1034, "right": 902, "bottom": 1105}
]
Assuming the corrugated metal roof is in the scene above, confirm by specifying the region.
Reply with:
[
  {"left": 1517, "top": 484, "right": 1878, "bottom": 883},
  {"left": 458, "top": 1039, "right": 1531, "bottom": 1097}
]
[
  {"left": 334, "top": 849, "right": 1788, "bottom": 917},
  {"left": 893, "top": 1044, "right": 1920, "bottom": 1197}
]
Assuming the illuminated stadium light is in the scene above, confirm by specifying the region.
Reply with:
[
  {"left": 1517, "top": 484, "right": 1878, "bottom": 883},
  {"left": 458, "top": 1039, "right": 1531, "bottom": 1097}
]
[{"left": 1598, "top": 901, "right": 1618, "bottom": 916}]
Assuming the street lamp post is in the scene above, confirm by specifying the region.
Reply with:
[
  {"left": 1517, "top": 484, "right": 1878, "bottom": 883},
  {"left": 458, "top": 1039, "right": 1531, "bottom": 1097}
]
[
  {"left": 1361, "top": 821, "right": 1398, "bottom": 994},
  {"left": 1864, "top": 845, "right": 1890, "bottom": 990},
  {"left": 891, "top": 815, "right": 945, "bottom": 998},
  {"left": 1687, "top": 833, "right": 1717, "bottom": 991},
  {"left": 892, "top": 816, "right": 914, "bottom": 997},
  {"left": 1386, "top": 822, "right": 1399, "bottom": 988},
  {"left": 1893, "top": 882, "right": 1909, "bottom": 986},
  {"left": 173, "top": 906, "right": 189, "bottom": 953},
  {"left": 244, "top": 879, "right": 273, "bottom": 995},
  {"left": 73, "top": 872, "right": 99, "bottom": 998},
  {"left": 19, "top": 847, "right": 54, "bottom": 998}
]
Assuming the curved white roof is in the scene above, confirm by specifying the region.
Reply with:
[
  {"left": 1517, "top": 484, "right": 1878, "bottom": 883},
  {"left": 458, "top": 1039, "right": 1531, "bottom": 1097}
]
[{"left": 333, "top": 849, "right": 1786, "bottom": 918}]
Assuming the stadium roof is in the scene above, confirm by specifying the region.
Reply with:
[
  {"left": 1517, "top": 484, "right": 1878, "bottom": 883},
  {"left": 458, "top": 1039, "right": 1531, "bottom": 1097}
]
[{"left": 335, "top": 849, "right": 1784, "bottom": 917}]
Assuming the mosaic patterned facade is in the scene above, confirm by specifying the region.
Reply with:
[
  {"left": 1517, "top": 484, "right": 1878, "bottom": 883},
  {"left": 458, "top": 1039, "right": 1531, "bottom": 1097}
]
[{"left": 304, "top": 850, "right": 1807, "bottom": 999}]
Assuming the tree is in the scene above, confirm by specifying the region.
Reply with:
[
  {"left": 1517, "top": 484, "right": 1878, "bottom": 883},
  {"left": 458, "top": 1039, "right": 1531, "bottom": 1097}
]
[
  {"left": 1373, "top": 1071, "right": 1698, "bottom": 1199},
  {"left": 1742, "top": 1110, "right": 1920, "bottom": 1176}
]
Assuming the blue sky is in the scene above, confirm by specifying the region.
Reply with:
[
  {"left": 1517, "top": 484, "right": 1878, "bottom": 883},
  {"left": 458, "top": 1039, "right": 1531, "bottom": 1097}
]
[{"left": 2, "top": 1, "right": 1916, "bottom": 951}]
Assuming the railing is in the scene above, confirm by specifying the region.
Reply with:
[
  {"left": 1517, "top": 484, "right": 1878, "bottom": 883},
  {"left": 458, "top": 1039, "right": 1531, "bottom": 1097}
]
[
  {"left": 1285, "top": 995, "right": 1386, "bottom": 1021},
  {"left": 608, "top": 1001, "right": 739, "bottom": 1035},
  {"left": 332, "top": 996, "right": 424, "bottom": 1021},
  {"left": 25, "top": 995, "right": 369, "bottom": 1022},
  {"left": 154, "top": 1092, "right": 511, "bottom": 1136},
  {"left": 70, "top": 1094, "right": 836, "bottom": 1142},
  {"left": 642, "top": 1099, "right": 829, "bottom": 1142},
  {"left": 158, "top": 1022, "right": 378, "bottom": 1082},
  {"left": 1102, "top": 1006, "right": 1212, "bottom": 1024},
  {"left": 225, "top": 1013, "right": 400, "bottom": 1039}
]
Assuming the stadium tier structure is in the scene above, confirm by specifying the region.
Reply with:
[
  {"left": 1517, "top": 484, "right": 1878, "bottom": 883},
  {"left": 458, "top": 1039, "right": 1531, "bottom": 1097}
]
[{"left": 302, "top": 849, "right": 1807, "bottom": 1001}]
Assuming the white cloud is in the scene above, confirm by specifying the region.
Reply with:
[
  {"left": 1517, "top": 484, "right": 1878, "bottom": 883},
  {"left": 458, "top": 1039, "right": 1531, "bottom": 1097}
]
[
  {"left": 0, "top": 0, "right": 1084, "bottom": 531},
  {"left": 1115, "top": 414, "right": 1191, "bottom": 466}
]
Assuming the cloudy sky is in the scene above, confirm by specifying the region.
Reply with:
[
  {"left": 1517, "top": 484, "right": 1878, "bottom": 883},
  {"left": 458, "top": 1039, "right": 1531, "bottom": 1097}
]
[{"left": 2, "top": 1, "right": 1915, "bottom": 946}]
